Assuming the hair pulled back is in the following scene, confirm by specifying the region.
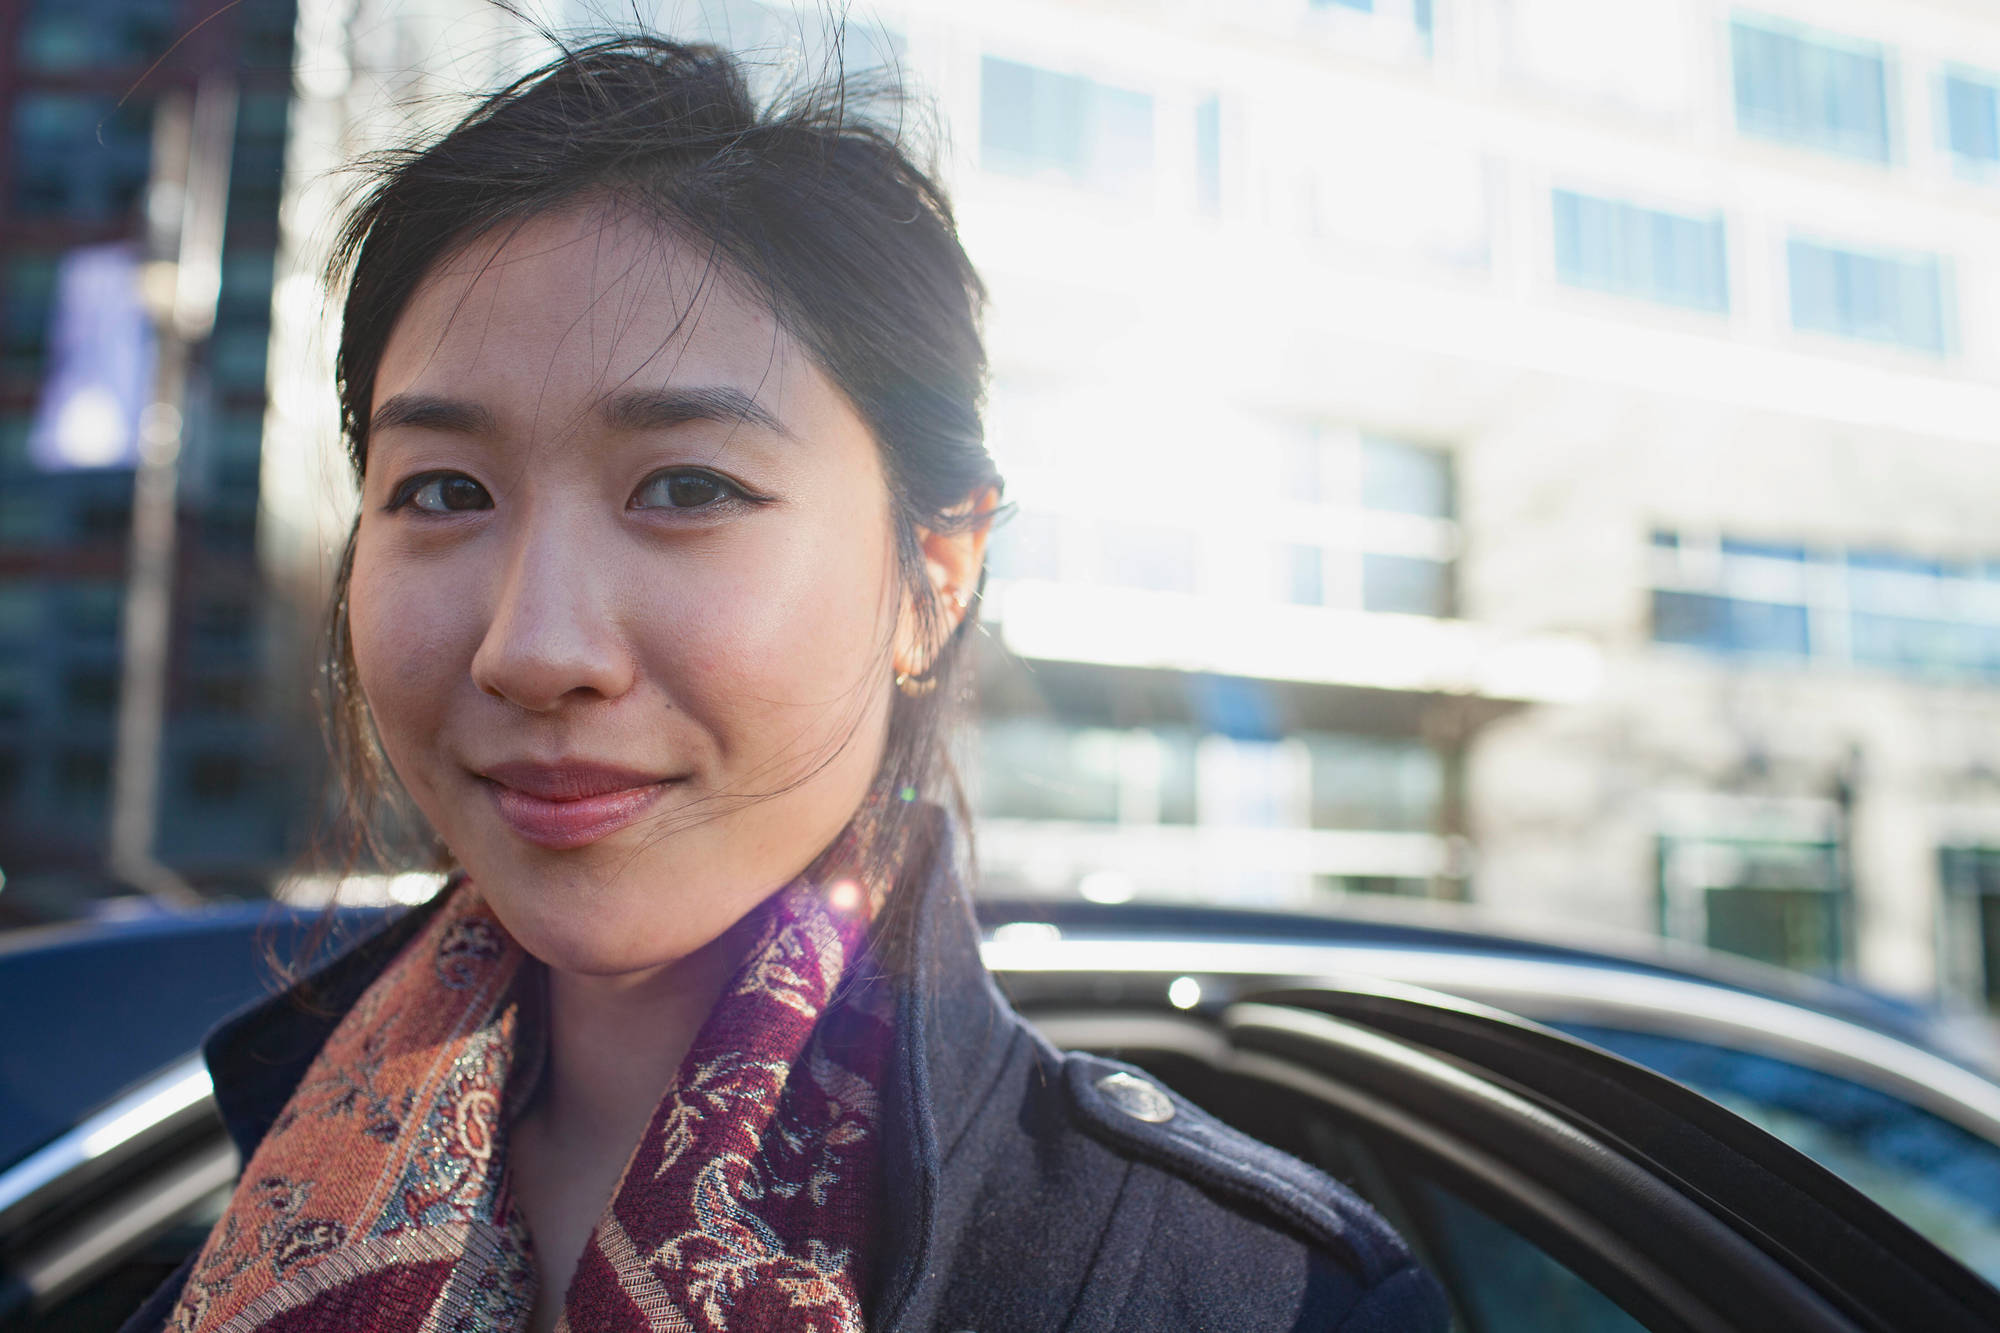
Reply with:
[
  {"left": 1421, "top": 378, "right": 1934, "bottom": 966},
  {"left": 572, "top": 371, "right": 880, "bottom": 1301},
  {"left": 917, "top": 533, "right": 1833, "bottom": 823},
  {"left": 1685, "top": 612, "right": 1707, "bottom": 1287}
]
[{"left": 320, "top": 34, "right": 1000, "bottom": 950}]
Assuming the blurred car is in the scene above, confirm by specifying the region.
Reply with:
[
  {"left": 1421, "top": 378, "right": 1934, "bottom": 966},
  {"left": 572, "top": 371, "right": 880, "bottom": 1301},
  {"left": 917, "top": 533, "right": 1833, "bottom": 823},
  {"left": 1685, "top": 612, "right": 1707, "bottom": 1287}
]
[{"left": 2, "top": 894, "right": 1999, "bottom": 1331}]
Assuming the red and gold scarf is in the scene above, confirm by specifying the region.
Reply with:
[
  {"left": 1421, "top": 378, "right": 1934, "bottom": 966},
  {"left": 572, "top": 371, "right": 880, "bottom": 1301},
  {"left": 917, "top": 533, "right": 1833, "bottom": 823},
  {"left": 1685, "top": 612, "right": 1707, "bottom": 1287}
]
[{"left": 169, "top": 871, "right": 888, "bottom": 1332}]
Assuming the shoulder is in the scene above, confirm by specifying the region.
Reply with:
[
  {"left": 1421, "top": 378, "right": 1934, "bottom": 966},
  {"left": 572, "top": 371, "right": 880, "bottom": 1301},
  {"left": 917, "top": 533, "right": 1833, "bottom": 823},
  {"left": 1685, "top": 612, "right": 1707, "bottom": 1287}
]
[
  {"left": 1061, "top": 1045, "right": 1447, "bottom": 1332},
  {"left": 933, "top": 1010, "right": 1449, "bottom": 1333}
]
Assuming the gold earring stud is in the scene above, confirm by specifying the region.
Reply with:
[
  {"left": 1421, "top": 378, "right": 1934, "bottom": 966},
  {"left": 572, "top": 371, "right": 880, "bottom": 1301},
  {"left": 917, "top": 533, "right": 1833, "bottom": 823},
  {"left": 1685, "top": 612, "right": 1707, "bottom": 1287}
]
[{"left": 894, "top": 668, "right": 939, "bottom": 698}]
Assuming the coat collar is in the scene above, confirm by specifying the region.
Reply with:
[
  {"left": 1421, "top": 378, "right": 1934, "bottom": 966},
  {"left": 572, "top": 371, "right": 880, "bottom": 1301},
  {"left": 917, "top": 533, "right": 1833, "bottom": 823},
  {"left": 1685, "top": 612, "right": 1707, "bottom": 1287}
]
[
  {"left": 868, "top": 809, "right": 1023, "bottom": 1329},
  {"left": 201, "top": 809, "right": 1012, "bottom": 1328}
]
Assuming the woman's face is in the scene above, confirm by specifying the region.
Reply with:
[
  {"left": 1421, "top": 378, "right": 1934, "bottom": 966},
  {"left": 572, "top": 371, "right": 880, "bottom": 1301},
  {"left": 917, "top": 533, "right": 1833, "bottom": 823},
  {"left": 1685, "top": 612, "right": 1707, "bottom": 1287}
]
[{"left": 348, "top": 206, "right": 910, "bottom": 976}]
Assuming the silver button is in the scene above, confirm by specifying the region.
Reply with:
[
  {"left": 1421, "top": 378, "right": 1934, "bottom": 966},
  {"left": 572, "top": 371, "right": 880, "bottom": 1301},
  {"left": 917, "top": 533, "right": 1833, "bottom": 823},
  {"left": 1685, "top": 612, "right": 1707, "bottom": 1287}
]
[{"left": 1096, "top": 1071, "right": 1175, "bottom": 1124}]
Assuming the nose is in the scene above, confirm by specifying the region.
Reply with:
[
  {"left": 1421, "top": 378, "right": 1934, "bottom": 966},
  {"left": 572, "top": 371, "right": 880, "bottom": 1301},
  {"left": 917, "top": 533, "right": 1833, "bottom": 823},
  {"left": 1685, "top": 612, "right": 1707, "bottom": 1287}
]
[{"left": 469, "top": 517, "right": 636, "bottom": 712}]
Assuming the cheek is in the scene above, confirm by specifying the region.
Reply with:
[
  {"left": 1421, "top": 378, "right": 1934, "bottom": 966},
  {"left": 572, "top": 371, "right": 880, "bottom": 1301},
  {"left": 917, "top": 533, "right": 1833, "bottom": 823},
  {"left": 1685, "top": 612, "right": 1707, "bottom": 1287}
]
[
  {"left": 346, "top": 534, "right": 478, "bottom": 777},
  {"left": 678, "top": 507, "right": 899, "bottom": 751}
]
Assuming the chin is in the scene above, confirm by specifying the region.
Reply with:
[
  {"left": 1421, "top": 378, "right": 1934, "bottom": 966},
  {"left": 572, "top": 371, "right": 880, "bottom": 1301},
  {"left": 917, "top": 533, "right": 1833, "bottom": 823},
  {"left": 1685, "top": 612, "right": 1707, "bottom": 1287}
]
[{"left": 466, "top": 855, "right": 758, "bottom": 979}]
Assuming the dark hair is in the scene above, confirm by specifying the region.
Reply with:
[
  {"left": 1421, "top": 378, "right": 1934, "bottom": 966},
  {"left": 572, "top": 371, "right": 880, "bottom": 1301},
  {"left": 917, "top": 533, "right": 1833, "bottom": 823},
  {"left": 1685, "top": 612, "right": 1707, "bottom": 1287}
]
[{"left": 316, "top": 33, "right": 1001, "bottom": 959}]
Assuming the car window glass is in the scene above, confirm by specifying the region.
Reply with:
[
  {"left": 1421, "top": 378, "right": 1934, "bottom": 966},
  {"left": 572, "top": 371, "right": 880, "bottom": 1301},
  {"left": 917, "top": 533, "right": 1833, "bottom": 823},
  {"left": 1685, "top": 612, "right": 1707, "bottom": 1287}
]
[
  {"left": 1558, "top": 1023, "right": 2000, "bottom": 1286},
  {"left": 1297, "top": 1117, "right": 1650, "bottom": 1333},
  {"left": 1406, "top": 1174, "right": 1647, "bottom": 1333}
]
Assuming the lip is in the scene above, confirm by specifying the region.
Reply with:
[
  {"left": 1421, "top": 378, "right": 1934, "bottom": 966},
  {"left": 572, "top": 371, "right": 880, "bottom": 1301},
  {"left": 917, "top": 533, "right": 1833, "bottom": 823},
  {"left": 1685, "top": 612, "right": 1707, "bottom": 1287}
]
[{"left": 476, "top": 761, "right": 678, "bottom": 851}]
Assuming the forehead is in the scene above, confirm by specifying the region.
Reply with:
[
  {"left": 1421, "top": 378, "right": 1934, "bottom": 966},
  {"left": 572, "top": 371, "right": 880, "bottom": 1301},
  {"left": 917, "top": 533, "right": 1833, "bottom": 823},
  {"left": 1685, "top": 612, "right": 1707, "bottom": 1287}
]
[{"left": 373, "top": 204, "right": 806, "bottom": 423}]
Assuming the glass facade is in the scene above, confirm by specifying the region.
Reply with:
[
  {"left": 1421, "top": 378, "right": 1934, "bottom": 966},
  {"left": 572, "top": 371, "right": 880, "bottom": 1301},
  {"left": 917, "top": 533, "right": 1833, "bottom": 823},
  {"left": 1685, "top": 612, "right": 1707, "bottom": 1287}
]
[{"left": 0, "top": 0, "right": 300, "bottom": 907}]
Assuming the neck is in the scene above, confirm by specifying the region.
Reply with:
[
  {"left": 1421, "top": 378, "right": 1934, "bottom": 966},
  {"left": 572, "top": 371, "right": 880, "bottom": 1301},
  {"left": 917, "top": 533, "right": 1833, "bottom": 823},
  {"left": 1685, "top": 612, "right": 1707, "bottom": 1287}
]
[{"left": 527, "top": 911, "right": 765, "bottom": 1149}]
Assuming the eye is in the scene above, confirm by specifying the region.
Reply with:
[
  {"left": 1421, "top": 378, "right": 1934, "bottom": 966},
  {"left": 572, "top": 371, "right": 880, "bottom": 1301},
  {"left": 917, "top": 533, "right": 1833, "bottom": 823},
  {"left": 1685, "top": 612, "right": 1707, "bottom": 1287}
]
[
  {"left": 388, "top": 472, "right": 491, "bottom": 514},
  {"left": 631, "top": 468, "right": 744, "bottom": 512}
]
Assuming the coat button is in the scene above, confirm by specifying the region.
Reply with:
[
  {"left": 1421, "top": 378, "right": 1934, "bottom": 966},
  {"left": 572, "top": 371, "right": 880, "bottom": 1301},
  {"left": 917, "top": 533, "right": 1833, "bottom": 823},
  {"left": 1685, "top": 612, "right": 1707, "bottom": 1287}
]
[{"left": 1095, "top": 1071, "right": 1175, "bottom": 1123}]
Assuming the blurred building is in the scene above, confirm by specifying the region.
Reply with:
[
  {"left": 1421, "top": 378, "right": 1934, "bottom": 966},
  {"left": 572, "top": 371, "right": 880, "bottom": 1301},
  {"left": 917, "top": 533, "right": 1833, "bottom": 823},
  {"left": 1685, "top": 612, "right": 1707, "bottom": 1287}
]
[
  {"left": 0, "top": 0, "right": 303, "bottom": 913},
  {"left": 891, "top": 0, "right": 2000, "bottom": 1019},
  {"left": 239, "top": 0, "right": 2000, "bottom": 1022}
]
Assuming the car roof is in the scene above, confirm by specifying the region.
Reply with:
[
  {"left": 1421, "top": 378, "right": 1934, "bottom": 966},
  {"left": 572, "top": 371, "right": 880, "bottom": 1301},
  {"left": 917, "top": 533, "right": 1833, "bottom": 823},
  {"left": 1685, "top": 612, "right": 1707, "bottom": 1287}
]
[
  {"left": 0, "top": 904, "right": 386, "bottom": 1171},
  {"left": 973, "top": 895, "right": 1983, "bottom": 1067}
]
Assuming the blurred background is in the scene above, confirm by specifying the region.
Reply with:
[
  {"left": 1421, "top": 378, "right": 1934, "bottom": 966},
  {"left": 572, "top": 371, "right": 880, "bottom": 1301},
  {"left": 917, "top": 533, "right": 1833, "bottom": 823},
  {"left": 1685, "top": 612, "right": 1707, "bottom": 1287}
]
[{"left": 3, "top": 0, "right": 1999, "bottom": 1036}]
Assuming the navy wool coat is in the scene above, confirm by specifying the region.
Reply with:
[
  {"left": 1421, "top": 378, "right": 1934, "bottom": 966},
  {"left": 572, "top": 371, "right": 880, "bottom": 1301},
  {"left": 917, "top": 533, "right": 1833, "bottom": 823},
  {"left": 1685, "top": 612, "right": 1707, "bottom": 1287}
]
[{"left": 123, "top": 834, "right": 1450, "bottom": 1332}]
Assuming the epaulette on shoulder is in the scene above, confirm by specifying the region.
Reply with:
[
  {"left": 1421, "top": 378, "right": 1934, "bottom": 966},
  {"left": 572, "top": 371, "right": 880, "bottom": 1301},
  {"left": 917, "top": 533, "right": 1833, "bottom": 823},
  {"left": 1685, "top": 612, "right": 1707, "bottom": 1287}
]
[{"left": 1059, "top": 1050, "right": 1416, "bottom": 1290}]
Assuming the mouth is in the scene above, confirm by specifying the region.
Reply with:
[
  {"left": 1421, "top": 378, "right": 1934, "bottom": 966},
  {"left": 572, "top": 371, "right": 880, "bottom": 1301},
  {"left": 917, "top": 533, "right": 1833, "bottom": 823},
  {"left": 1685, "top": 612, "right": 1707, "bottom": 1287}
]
[{"left": 475, "top": 761, "right": 681, "bottom": 851}]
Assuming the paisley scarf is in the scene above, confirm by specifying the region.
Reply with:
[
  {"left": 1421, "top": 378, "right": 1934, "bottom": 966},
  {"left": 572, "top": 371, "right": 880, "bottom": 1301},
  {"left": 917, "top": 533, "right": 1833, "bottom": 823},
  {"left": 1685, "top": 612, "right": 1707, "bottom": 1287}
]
[{"left": 168, "top": 870, "right": 889, "bottom": 1333}]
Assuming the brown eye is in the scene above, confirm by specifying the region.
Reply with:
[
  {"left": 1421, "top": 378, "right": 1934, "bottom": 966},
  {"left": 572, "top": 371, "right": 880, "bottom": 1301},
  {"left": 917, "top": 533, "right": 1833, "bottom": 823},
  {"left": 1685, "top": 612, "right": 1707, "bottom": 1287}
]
[
  {"left": 633, "top": 469, "right": 736, "bottom": 510},
  {"left": 404, "top": 474, "right": 491, "bottom": 513}
]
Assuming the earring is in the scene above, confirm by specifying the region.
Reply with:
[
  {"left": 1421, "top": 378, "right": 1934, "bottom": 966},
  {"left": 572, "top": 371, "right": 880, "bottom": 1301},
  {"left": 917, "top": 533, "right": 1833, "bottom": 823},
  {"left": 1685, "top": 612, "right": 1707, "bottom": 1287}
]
[{"left": 895, "top": 668, "right": 939, "bottom": 698}]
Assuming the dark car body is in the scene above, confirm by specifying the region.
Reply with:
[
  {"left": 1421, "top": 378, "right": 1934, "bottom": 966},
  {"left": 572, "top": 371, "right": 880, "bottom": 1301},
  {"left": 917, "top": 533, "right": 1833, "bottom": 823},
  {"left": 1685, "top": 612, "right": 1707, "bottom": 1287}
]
[{"left": 2, "top": 894, "right": 1999, "bottom": 1331}]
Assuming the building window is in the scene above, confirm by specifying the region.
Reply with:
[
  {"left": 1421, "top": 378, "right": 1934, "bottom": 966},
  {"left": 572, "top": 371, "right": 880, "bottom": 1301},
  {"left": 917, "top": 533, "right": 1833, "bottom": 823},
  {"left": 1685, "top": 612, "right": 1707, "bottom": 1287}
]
[
  {"left": 0, "top": 584, "right": 43, "bottom": 640},
  {"left": 1194, "top": 95, "right": 1222, "bottom": 215},
  {"left": 1940, "top": 847, "right": 2000, "bottom": 1012},
  {"left": 980, "top": 56, "right": 1155, "bottom": 198},
  {"left": 1307, "top": 735, "right": 1440, "bottom": 832},
  {"left": 1787, "top": 239, "right": 1951, "bottom": 355},
  {"left": 2, "top": 254, "right": 60, "bottom": 379},
  {"left": 236, "top": 0, "right": 296, "bottom": 70},
  {"left": 1552, "top": 190, "right": 1729, "bottom": 314},
  {"left": 1943, "top": 71, "right": 2000, "bottom": 166},
  {"left": 191, "top": 673, "right": 255, "bottom": 716},
  {"left": 978, "top": 722, "right": 1440, "bottom": 835},
  {"left": 9, "top": 93, "right": 154, "bottom": 221},
  {"left": 57, "top": 580, "right": 122, "bottom": 638},
  {"left": 1730, "top": 16, "right": 1892, "bottom": 163},
  {"left": 1282, "top": 543, "right": 1325, "bottom": 606},
  {"left": 975, "top": 720, "right": 1130, "bottom": 824},
  {"left": 0, "top": 663, "right": 32, "bottom": 722},
  {"left": 56, "top": 745, "right": 109, "bottom": 799},
  {"left": 62, "top": 665, "right": 118, "bottom": 715},
  {"left": 1269, "top": 428, "right": 1457, "bottom": 618},
  {"left": 1651, "top": 531, "right": 2000, "bottom": 680},
  {"left": 1652, "top": 589, "right": 1811, "bottom": 659},
  {"left": 1364, "top": 553, "right": 1453, "bottom": 617},
  {"left": 1362, "top": 436, "right": 1454, "bottom": 518},
  {"left": 188, "top": 751, "right": 248, "bottom": 801},
  {"left": 1660, "top": 835, "right": 1844, "bottom": 975},
  {"left": 19, "top": 0, "right": 180, "bottom": 72}
]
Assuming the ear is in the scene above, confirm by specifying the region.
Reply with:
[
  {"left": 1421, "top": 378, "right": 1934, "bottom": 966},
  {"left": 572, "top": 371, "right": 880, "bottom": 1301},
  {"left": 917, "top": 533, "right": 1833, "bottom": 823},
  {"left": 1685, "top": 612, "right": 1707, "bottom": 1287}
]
[{"left": 893, "top": 486, "right": 1000, "bottom": 679}]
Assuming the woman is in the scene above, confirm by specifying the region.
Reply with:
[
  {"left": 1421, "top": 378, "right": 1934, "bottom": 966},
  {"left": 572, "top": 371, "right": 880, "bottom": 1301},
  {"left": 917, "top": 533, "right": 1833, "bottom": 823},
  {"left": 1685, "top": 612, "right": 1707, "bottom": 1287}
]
[{"left": 125, "top": 36, "right": 1447, "bottom": 1333}]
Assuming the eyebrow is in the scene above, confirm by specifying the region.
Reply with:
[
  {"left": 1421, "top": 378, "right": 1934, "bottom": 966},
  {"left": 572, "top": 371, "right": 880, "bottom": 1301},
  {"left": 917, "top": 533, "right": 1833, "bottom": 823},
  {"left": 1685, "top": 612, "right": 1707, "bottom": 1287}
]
[
  {"left": 367, "top": 386, "right": 788, "bottom": 442},
  {"left": 369, "top": 394, "right": 498, "bottom": 438},
  {"left": 597, "top": 386, "right": 789, "bottom": 438}
]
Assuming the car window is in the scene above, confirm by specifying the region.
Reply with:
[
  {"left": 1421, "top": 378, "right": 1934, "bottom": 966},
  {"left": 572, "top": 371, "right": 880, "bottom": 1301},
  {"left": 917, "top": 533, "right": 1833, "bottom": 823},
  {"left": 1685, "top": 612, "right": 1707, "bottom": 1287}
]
[
  {"left": 1557, "top": 1023, "right": 2000, "bottom": 1287},
  {"left": 1407, "top": 1176, "right": 1646, "bottom": 1333},
  {"left": 1299, "top": 1116, "right": 1648, "bottom": 1333}
]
